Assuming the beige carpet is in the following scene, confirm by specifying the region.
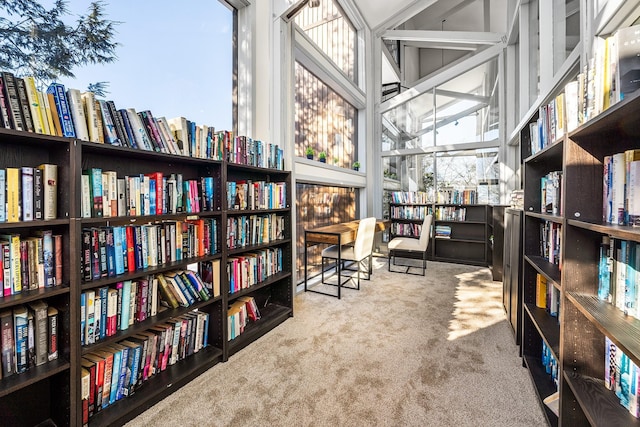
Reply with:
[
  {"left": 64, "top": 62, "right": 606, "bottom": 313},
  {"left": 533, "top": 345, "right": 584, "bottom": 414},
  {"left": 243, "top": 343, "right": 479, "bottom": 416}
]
[{"left": 125, "top": 259, "right": 546, "bottom": 427}]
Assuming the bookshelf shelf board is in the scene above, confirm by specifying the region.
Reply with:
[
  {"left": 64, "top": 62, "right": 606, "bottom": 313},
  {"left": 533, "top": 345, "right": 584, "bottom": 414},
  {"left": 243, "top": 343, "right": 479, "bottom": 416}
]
[
  {"left": 435, "top": 203, "right": 487, "bottom": 207},
  {"left": 435, "top": 237, "right": 485, "bottom": 244},
  {"left": 390, "top": 202, "right": 432, "bottom": 207},
  {"left": 226, "top": 207, "right": 290, "bottom": 216},
  {"left": 432, "top": 256, "right": 486, "bottom": 266},
  {"left": 523, "top": 139, "right": 564, "bottom": 166},
  {"left": 524, "top": 255, "right": 562, "bottom": 287},
  {"left": 522, "top": 355, "right": 559, "bottom": 427},
  {"left": 228, "top": 271, "right": 293, "bottom": 301},
  {"left": 0, "top": 218, "right": 71, "bottom": 230},
  {"left": 226, "top": 163, "right": 289, "bottom": 174},
  {"left": 524, "top": 303, "right": 560, "bottom": 357},
  {"left": 87, "top": 345, "right": 224, "bottom": 427},
  {"left": 80, "top": 254, "right": 221, "bottom": 290},
  {"left": 566, "top": 292, "right": 640, "bottom": 365},
  {"left": 80, "top": 299, "right": 220, "bottom": 354},
  {"left": 567, "top": 219, "right": 640, "bottom": 241},
  {"left": 228, "top": 303, "right": 293, "bottom": 357},
  {"left": 524, "top": 211, "right": 564, "bottom": 224},
  {"left": 81, "top": 140, "right": 224, "bottom": 165},
  {"left": 564, "top": 371, "right": 640, "bottom": 427},
  {"left": 79, "top": 211, "right": 223, "bottom": 225},
  {"left": 0, "top": 127, "right": 72, "bottom": 146},
  {"left": 390, "top": 217, "right": 424, "bottom": 223},
  {"left": 0, "top": 285, "right": 69, "bottom": 310},
  {"left": 569, "top": 90, "right": 640, "bottom": 141},
  {"left": 0, "top": 358, "right": 70, "bottom": 398},
  {"left": 227, "top": 238, "right": 291, "bottom": 256},
  {"left": 435, "top": 220, "right": 486, "bottom": 225}
]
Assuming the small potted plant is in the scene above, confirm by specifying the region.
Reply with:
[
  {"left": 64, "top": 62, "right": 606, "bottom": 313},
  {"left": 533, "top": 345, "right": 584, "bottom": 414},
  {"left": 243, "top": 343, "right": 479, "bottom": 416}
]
[
  {"left": 353, "top": 161, "right": 361, "bottom": 171},
  {"left": 318, "top": 151, "right": 327, "bottom": 163},
  {"left": 305, "top": 146, "right": 314, "bottom": 160}
]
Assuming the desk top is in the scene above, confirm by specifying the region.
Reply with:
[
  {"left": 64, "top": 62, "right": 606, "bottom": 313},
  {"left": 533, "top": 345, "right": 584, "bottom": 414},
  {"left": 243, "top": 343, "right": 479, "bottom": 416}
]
[{"left": 304, "top": 219, "right": 389, "bottom": 245}]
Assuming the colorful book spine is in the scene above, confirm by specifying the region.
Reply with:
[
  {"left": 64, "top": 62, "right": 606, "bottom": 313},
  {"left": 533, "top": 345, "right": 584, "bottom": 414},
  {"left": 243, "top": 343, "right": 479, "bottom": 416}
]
[{"left": 46, "top": 83, "right": 75, "bottom": 137}]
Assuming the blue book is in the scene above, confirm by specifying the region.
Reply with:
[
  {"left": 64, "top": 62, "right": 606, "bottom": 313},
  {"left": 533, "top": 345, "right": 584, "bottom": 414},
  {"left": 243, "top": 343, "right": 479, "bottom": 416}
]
[
  {"left": 119, "top": 340, "right": 141, "bottom": 396},
  {"left": 98, "top": 286, "right": 109, "bottom": 339},
  {"left": 89, "top": 168, "right": 103, "bottom": 217},
  {"left": 104, "top": 226, "right": 116, "bottom": 277},
  {"left": 117, "top": 109, "right": 138, "bottom": 149},
  {"left": 108, "top": 346, "right": 122, "bottom": 405},
  {"left": 626, "top": 241, "right": 638, "bottom": 315},
  {"left": 148, "top": 178, "right": 156, "bottom": 215},
  {"left": 114, "top": 343, "right": 129, "bottom": 401},
  {"left": 202, "top": 312, "right": 209, "bottom": 347},
  {"left": 203, "top": 177, "right": 214, "bottom": 211},
  {"left": 113, "top": 226, "right": 125, "bottom": 275},
  {"left": 119, "top": 280, "right": 132, "bottom": 331},
  {"left": 80, "top": 292, "right": 86, "bottom": 346},
  {"left": 46, "top": 82, "right": 76, "bottom": 137},
  {"left": 167, "top": 272, "right": 195, "bottom": 306},
  {"left": 13, "top": 305, "right": 28, "bottom": 373}
]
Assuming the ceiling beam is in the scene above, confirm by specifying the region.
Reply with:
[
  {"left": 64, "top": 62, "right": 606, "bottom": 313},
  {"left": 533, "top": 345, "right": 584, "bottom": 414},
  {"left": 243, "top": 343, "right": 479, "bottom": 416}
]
[
  {"left": 435, "top": 88, "right": 491, "bottom": 104},
  {"left": 382, "top": 30, "right": 505, "bottom": 45},
  {"left": 374, "top": 0, "right": 440, "bottom": 34},
  {"left": 400, "top": 41, "right": 480, "bottom": 51}
]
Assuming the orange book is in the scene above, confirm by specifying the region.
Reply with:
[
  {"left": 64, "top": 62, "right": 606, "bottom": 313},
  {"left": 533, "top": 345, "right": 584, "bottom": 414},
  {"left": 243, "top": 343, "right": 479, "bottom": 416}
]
[{"left": 536, "top": 274, "right": 547, "bottom": 309}]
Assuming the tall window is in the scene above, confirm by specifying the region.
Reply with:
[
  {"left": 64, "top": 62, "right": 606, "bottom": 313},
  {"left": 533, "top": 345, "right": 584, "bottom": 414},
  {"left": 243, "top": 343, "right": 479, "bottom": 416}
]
[
  {"left": 294, "top": 0, "right": 356, "bottom": 82},
  {"left": 295, "top": 184, "right": 357, "bottom": 281},
  {"left": 294, "top": 62, "right": 357, "bottom": 169}
]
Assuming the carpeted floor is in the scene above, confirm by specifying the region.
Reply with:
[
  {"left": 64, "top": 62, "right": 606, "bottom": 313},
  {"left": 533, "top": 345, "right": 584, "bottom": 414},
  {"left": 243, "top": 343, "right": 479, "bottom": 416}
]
[{"left": 125, "top": 258, "right": 546, "bottom": 427}]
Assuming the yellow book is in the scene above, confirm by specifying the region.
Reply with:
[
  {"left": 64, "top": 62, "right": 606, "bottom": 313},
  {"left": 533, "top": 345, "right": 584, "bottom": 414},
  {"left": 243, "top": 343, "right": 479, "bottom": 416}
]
[
  {"left": 39, "top": 90, "right": 56, "bottom": 136},
  {"left": 536, "top": 274, "right": 547, "bottom": 309},
  {"left": 23, "top": 76, "right": 46, "bottom": 134},
  {"left": 6, "top": 167, "right": 20, "bottom": 223}
]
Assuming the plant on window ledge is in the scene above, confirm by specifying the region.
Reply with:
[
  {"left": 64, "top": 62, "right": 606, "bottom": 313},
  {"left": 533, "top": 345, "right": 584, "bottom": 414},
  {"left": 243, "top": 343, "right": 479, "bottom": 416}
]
[
  {"left": 353, "top": 161, "right": 360, "bottom": 171},
  {"left": 305, "top": 146, "right": 315, "bottom": 159},
  {"left": 318, "top": 151, "right": 327, "bottom": 163}
]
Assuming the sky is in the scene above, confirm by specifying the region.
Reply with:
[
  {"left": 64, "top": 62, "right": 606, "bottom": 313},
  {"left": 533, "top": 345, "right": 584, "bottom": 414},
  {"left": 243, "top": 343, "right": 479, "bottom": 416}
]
[{"left": 57, "top": 1, "right": 233, "bottom": 131}]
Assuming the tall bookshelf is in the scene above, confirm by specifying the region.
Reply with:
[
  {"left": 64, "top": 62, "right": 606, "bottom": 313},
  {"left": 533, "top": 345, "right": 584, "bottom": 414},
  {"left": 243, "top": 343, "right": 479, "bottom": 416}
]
[
  {"left": 0, "top": 129, "right": 293, "bottom": 426},
  {"left": 521, "top": 77, "right": 640, "bottom": 426}
]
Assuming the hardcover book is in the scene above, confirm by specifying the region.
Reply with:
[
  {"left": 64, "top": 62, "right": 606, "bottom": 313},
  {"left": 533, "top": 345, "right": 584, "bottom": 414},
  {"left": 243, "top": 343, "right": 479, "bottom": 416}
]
[
  {"left": 66, "top": 88, "right": 89, "bottom": 141},
  {"left": 46, "top": 82, "right": 76, "bottom": 137}
]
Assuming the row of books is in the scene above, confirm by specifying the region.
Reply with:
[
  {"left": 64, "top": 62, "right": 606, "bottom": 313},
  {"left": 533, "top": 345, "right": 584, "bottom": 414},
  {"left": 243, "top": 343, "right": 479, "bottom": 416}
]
[
  {"left": 434, "top": 206, "right": 466, "bottom": 221},
  {"left": 0, "top": 164, "right": 58, "bottom": 223},
  {"left": 534, "top": 274, "right": 560, "bottom": 321},
  {"left": 1, "top": 230, "right": 63, "bottom": 297},
  {"left": 597, "top": 237, "right": 640, "bottom": 320},
  {"left": 226, "top": 135, "right": 284, "bottom": 170},
  {"left": 226, "top": 180, "right": 287, "bottom": 211},
  {"left": 228, "top": 248, "right": 284, "bottom": 294},
  {"left": 529, "top": 93, "right": 566, "bottom": 155},
  {"left": 0, "top": 302, "right": 58, "bottom": 379},
  {"left": 390, "top": 222, "right": 422, "bottom": 238},
  {"left": 80, "top": 219, "right": 218, "bottom": 283},
  {"left": 434, "top": 225, "right": 451, "bottom": 239},
  {"left": 82, "top": 168, "right": 216, "bottom": 219},
  {"left": 0, "top": 70, "right": 230, "bottom": 160},
  {"left": 605, "top": 336, "right": 640, "bottom": 418},
  {"left": 437, "top": 188, "right": 477, "bottom": 205},
  {"left": 81, "top": 309, "right": 210, "bottom": 422},
  {"left": 80, "top": 268, "right": 216, "bottom": 347},
  {"left": 390, "top": 206, "right": 431, "bottom": 220},
  {"left": 541, "top": 341, "right": 559, "bottom": 391},
  {"left": 528, "top": 24, "right": 640, "bottom": 154},
  {"left": 226, "top": 214, "right": 285, "bottom": 250},
  {"left": 603, "top": 150, "right": 640, "bottom": 226},
  {"left": 541, "top": 171, "right": 562, "bottom": 215},
  {"left": 388, "top": 191, "right": 431, "bottom": 205},
  {"left": 227, "top": 296, "right": 260, "bottom": 341},
  {"left": 540, "top": 222, "right": 561, "bottom": 266}
]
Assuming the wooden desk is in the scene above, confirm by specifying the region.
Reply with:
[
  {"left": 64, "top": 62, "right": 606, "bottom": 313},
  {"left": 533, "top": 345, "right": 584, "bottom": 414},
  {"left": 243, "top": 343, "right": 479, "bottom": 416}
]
[{"left": 304, "top": 219, "right": 388, "bottom": 299}]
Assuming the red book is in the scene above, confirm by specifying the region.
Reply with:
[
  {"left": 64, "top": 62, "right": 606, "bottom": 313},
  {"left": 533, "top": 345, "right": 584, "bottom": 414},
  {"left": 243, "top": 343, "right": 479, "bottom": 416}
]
[
  {"left": 53, "top": 234, "right": 63, "bottom": 286},
  {"left": 125, "top": 226, "right": 135, "bottom": 273}
]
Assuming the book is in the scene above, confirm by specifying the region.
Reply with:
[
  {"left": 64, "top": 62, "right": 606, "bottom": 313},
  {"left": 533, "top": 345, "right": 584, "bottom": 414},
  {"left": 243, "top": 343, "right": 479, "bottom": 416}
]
[
  {"left": 13, "top": 305, "right": 29, "bottom": 373},
  {"left": 40, "top": 163, "right": 58, "bottom": 220},
  {"left": 47, "top": 306, "right": 58, "bottom": 361},
  {"left": 81, "top": 367, "right": 91, "bottom": 424},
  {"left": 90, "top": 167, "right": 103, "bottom": 217},
  {"left": 81, "top": 91, "right": 101, "bottom": 143},
  {"left": 0, "top": 309, "right": 15, "bottom": 377},
  {"left": 23, "top": 76, "right": 45, "bottom": 134},
  {"left": 20, "top": 166, "right": 34, "bottom": 221},
  {"left": 83, "top": 353, "right": 105, "bottom": 412},
  {"left": 14, "top": 77, "right": 34, "bottom": 132},
  {"left": 80, "top": 358, "right": 97, "bottom": 417},
  {"left": 28, "top": 300, "right": 48, "bottom": 366},
  {"left": 67, "top": 88, "right": 89, "bottom": 141},
  {"left": 6, "top": 167, "right": 20, "bottom": 223},
  {"left": 44, "top": 91, "right": 62, "bottom": 136},
  {"left": 46, "top": 83, "right": 76, "bottom": 137},
  {"left": 1, "top": 72, "right": 25, "bottom": 131}
]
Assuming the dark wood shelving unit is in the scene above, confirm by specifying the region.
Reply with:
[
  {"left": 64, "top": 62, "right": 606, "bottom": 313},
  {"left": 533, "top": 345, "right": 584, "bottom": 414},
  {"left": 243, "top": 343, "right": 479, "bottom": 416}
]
[
  {"left": 520, "top": 79, "right": 640, "bottom": 424},
  {"left": 0, "top": 126, "right": 293, "bottom": 426},
  {"left": 522, "top": 355, "right": 559, "bottom": 427}
]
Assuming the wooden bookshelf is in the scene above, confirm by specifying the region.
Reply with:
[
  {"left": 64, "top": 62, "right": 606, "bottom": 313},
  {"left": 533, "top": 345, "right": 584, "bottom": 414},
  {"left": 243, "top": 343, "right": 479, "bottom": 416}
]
[{"left": 0, "top": 128, "right": 293, "bottom": 426}]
